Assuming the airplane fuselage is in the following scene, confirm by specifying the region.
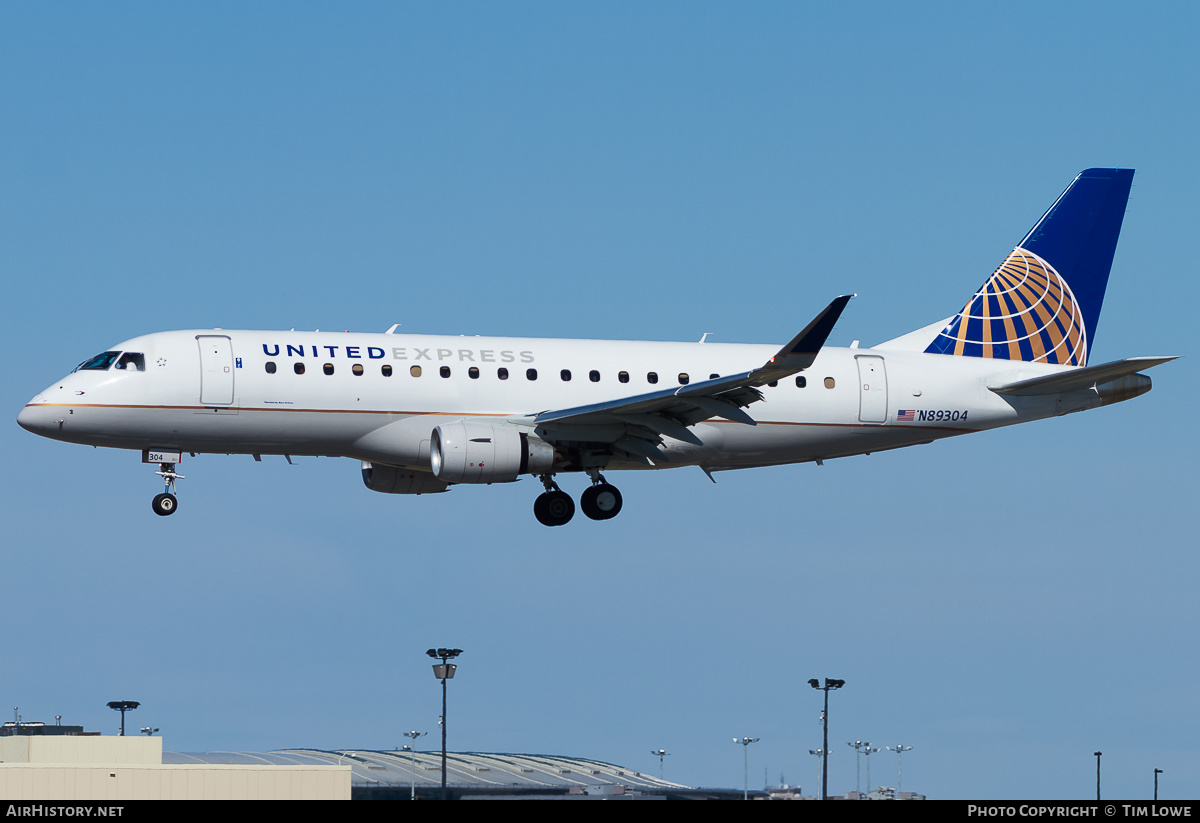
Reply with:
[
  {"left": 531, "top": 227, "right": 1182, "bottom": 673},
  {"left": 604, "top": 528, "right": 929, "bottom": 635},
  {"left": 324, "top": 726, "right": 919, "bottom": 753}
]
[{"left": 18, "top": 328, "right": 1111, "bottom": 476}]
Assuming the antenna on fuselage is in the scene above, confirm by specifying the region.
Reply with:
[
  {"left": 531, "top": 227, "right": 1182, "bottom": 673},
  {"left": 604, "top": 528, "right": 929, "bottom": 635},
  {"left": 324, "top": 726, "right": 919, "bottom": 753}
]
[
  {"left": 386, "top": 324, "right": 401, "bottom": 334},
  {"left": 699, "top": 332, "right": 714, "bottom": 343}
]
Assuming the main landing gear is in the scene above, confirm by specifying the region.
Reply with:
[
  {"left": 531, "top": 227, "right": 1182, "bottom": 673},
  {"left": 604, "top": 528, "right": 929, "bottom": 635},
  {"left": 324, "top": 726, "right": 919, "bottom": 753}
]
[
  {"left": 533, "top": 473, "right": 623, "bottom": 527},
  {"left": 151, "top": 462, "right": 184, "bottom": 517}
]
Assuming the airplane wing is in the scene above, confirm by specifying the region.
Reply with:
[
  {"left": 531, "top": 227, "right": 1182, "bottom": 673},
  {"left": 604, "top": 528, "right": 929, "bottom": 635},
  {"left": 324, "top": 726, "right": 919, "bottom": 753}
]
[{"left": 525, "top": 295, "right": 853, "bottom": 463}]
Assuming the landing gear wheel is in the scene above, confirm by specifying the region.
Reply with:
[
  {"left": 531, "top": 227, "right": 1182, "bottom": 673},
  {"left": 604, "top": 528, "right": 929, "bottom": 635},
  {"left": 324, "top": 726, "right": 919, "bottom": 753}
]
[
  {"left": 534, "top": 490, "right": 575, "bottom": 527},
  {"left": 581, "top": 483, "right": 623, "bottom": 521},
  {"left": 152, "top": 492, "right": 178, "bottom": 517}
]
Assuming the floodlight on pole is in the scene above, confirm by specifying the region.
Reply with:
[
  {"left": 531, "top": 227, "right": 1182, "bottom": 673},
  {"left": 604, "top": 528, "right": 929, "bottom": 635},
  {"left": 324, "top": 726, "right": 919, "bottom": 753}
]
[
  {"left": 427, "top": 647, "right": 462, "bottom": 800},
  {"left": 403, "top": 731, "right": 426, "bottom": 800},
  {"left": 650, "top": 748, "right": 670, "bottom": 780},
  {"left": 808, "top": 678, "right": 844, "bottom": 800},
  {"left": 106, "top": 701, "right": 139, "bottom": 736},
  {"left": 885, "top": 744, "right": 913, "bottom": 793},
  {"left": 847, "top": 740, "right": 870, "bottom": 795},
  {"left": 862, "top": 743, "right": 881, "bottom": 793},
  {"left": 733, "top": 737, "right": 759, "bottom": 800},
  {"left": 809, "top": 749, "right": 825, "bottom": 798}
]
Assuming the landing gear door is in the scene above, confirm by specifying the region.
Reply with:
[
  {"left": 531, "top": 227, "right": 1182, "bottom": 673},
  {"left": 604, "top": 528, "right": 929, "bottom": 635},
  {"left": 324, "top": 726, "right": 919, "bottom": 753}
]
[
  {"left": 856, "top": 355, "right": 888, "bottom": 424},
  {"left": 197, "top": 335, "right": 235, "bottom": 406}
]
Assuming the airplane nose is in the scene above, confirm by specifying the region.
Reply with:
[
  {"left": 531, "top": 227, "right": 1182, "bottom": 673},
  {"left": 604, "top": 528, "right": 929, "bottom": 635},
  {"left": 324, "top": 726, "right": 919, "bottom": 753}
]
[{"left": 17, "top": 400, "right": 58, "bottom": 436}]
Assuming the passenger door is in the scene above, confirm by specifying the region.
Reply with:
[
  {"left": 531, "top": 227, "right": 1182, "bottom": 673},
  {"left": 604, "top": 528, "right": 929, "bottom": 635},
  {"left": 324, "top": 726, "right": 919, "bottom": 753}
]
[
  {"left": 855, "top": 355, "right": 888, "bottom": 424},
  {"left": 197, "top": 335, "right": 235, "bottom": 406}
]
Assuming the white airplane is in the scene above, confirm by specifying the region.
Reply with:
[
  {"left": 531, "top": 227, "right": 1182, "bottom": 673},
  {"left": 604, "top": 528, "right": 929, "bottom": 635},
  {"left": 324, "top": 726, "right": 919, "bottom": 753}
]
[{"left": 18, "top": 168, "right": 1174, "bottom": 526}]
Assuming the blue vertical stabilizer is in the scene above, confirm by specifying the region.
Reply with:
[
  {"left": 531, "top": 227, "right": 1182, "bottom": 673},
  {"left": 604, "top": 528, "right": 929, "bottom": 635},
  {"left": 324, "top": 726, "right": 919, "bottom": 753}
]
[{"left": 924, "top": 168, "right": 1134, "bottom": 366}]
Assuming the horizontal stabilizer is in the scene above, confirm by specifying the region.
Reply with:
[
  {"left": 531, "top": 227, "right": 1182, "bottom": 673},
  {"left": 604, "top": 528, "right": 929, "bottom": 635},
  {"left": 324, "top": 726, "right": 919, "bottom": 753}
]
[{"left": 988, "top": 356, "right": 1177, "bottom": 396}]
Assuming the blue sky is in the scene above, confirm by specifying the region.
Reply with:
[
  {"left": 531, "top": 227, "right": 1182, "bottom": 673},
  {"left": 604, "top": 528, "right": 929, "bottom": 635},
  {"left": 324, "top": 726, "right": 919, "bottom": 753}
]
[{"left": 3, "top": 2, "right": 1196, "bottom": 799}]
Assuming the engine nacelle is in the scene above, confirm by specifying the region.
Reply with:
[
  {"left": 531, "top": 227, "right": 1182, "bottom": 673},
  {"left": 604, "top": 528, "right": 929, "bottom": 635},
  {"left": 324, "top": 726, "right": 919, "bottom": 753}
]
[
  {"left": 430, "top": 422, "right": 555, "bottom": 484},
  {"left": 361, "top": 461, "right": 450, "bottom": 495}
]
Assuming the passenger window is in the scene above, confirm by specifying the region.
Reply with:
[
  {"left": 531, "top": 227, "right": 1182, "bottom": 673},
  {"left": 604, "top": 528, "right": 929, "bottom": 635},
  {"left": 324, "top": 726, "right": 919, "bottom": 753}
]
[
  {"left": 468, "top": 367, "right": 480, "bottom": 379},
  {"left": 824, "top": 377, "right": 835, "bottom": 389},
  {"left": 710, "top": 373, "right": 719, "bottom": 379},
  {"left": 561, "top": 369, "right": 572, "bottom": 381},
  {"left": 618, "top": 371, "right": 629, "bottom": 384},
  {"left": 382, "top": 365, "right": 393, "bottom": 377},
  {"left": 265, "top": 362, "right": 277, "bottom": 374},
  {"left": 527, "top": 368, "right": 538, "bottom": 381},
  {"left": 678, "top": 373, "right": 689, "bottom": 385},
  {"left": 440, "top": 366, "right": 451, "bottom": 378},
  {"left": 410, "top": 366, "right": 422, "bottom": 377},
  {"left": 294, "top": 363, "right": 305, "bottom": 375},
  {"left": 498, "top": 368, "right": 509, "bottom": 380},
  {"left": 352, "top": 364, "right": 364, "bottom": 376},
  {"left": 323, "top": 363, "right": 334, "bottom": 375},
  {"left": 647, "top": 372, "right": 658, "bottom": 384},
  {"left": 796, "top": 376, "right": 806, "bottom": 388},
  {"left": 589, "top": 370, "right": 600, "bottom": 382}
]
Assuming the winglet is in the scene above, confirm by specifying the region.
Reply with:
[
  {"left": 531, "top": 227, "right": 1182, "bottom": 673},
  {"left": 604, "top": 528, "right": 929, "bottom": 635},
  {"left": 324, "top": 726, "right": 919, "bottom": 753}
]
[{"left": 751, "top": 295, "right": 853, "bottom": 383}]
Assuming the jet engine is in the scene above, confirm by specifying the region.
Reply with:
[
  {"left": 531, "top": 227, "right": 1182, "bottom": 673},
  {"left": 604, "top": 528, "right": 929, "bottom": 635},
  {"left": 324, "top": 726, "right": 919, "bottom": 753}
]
[
  {"left": 430, "top": 422, "right": 555, "bottom": 484},
  {"left": 361, "top": 462, "right": 449, "bottom": 494}
]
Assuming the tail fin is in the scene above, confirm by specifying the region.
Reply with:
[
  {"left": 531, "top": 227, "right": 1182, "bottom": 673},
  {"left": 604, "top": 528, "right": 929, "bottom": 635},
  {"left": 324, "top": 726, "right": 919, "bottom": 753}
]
[{"left": 924, "top": 168, "right": 1134, "bottom": 367}]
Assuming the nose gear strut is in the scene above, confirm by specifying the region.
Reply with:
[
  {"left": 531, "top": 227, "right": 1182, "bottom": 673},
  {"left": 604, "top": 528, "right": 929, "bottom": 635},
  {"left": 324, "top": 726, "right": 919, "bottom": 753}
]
[{"left": 151, "top": 462, "right": 184, "bottom": 516}]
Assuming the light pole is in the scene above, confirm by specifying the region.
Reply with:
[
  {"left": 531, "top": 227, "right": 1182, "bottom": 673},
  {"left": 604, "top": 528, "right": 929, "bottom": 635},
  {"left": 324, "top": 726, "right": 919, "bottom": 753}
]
[
  {"left": 808, "top": 678, "right": 844, "bottom": 800},
  {"left": 809, "top": 749, "right": 825, "bottom": 798},
  {"left": 733, "top": 737, "right": 759, "bottom": 800},
  {"left": 651, "top": 748, "right": 669, "bottom": 780},
  {"left": 847, "top": 740, "right": 869, "bottom": 795},
  {"left": 106, "top": 701, "right": 139, "bottom": 736},
  {"left": 1155, "top": 768, "right": 1163, "bottom": 801},
  {"left": 404, "top": 730, "right": 426, "bottom": 800},
  {"left": 1094, "top": 751, "right": 1102, "bottom": 801},
  {"left": 886, "top": 744, "right": 913, "bottom": 793},
  {"left": 863, "top": 743, "right": 881, "bottom": 793},
  {"left": 427, "top": 648, "right": 462, "bottom": 800}
]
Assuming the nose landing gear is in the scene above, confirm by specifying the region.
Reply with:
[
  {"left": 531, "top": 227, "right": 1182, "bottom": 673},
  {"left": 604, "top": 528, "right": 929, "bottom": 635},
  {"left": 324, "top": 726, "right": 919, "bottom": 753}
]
[{"left": 152, "top": 462, "right": 184, "bottom": 517}]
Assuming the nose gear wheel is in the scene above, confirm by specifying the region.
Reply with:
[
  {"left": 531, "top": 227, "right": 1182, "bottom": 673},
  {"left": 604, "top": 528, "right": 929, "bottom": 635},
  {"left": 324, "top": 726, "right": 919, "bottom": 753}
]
[{"left": 151, "top": 461, "right": 184, "bottom": 516}]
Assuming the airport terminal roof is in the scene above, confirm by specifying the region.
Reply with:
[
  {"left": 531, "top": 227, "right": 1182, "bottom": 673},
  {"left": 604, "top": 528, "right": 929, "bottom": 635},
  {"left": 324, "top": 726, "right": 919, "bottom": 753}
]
[{"left": 164, "top": 749, "right": 720, "bottom": 799}]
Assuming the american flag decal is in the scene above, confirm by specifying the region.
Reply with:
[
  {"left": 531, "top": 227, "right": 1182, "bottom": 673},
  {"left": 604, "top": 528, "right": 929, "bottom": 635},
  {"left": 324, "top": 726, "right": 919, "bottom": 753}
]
[{"left": 897, "top": 410, "right": 915, "bottom": 422}]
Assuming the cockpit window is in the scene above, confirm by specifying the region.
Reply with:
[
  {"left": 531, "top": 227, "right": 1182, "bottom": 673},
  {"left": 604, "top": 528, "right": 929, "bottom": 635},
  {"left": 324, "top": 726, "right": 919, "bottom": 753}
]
[
  {"left": 74, "top": 351, "right": 121, "bottom": 372},
  {"left": 115, "top": 352, "right": 145, "bottom": 371}
]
